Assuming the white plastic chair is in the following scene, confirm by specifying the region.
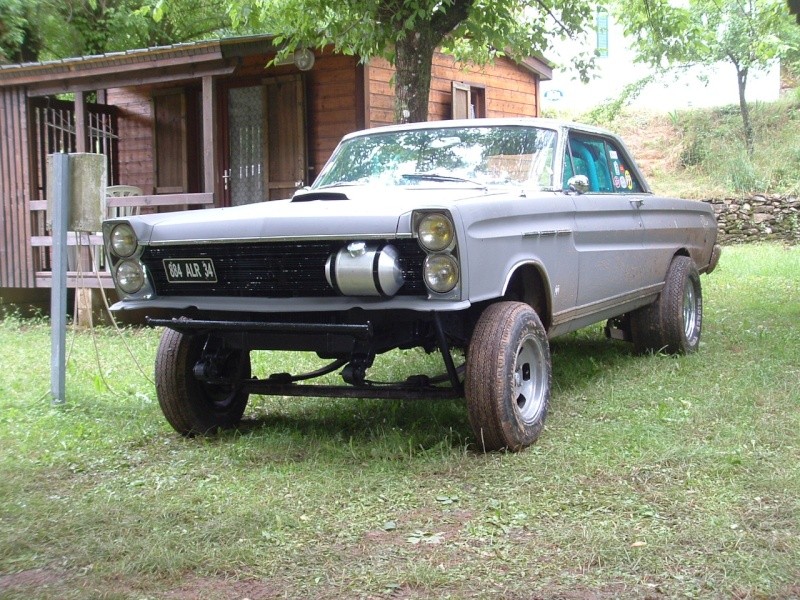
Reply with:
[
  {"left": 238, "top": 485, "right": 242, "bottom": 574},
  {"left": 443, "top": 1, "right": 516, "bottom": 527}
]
[{"left": 106, "top": 185, "right": 143, "bottom": 218}]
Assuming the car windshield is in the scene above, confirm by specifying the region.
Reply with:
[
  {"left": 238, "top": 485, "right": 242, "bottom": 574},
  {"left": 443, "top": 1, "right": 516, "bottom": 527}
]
[{"left": 312, "top": 125, "right": 558, "bottom": 190}]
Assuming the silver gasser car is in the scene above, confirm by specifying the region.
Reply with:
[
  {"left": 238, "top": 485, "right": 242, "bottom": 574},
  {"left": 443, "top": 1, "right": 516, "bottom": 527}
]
[{"left": 104, "top": 118, "right": 721, "bottom": 451}]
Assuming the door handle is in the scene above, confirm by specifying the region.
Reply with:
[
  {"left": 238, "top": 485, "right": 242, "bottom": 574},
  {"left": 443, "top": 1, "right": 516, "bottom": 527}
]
[
  {"left": 222, "top": 169, "right": 231, "bottom": 191},
  {"left": 629, "top": 197, "right": 644, "bottom": 208}
]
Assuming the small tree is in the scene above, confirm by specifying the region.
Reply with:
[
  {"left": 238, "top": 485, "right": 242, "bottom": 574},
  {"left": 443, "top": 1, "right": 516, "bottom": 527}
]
[
  {"left": 615, "top": 0, "right": 799, "bottom": 154},
  {"left": 229, "top": 0, "right": 595, "bottom": 123}
]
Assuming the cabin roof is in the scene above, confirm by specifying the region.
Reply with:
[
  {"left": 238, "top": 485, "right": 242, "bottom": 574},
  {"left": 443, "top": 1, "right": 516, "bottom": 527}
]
[
  {"left": 0, "top": 34, "right": 551, "bottom": 94},
  {"left": 0, "top": 35, "right": 279, "bottom": 93}
]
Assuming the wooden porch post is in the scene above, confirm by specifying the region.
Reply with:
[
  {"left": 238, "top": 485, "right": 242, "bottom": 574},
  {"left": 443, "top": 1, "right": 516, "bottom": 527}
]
[
  {"left": 74, "top": 91, "right": 88, "bottom": 153},
  {"left": 74, "top": 90, "right": 93, "bottom": 328},
  {"left": 202, "top": 76, "right": 218, "bottom": 204}
]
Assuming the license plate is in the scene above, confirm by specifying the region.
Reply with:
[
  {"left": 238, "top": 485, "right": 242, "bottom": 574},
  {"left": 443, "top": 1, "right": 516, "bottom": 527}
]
[{"left": 163, "top": 258, "right": 217, "bottom": 283}]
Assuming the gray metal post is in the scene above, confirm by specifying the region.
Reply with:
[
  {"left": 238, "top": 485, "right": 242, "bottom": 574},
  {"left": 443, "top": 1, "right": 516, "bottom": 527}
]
[{"left": 50, "top": 153, "right": 70, "bottom": 405}]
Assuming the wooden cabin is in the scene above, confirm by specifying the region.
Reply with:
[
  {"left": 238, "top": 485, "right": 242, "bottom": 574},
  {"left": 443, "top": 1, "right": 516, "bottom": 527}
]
[{"left": 0, "top": 35, "right": 552, "bottom": 299}]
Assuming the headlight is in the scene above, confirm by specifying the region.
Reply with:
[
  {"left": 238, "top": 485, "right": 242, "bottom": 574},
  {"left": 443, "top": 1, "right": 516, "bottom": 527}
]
[
  {"left": 115, "top": 260, "right": 145, "bottom": 294},
  {"left": 424, "top": 254, "right": 459, "bottom": 293},
  {"left": 110, "top": 223, "right": 137, "bottom": 258},
  {"left": 417, "top": 212, "right": 454, "bottom": 252}
]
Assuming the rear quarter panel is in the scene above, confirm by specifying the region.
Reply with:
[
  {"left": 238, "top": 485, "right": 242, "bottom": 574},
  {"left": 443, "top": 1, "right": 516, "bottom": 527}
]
[{"left": 638, "top": 196, "right": 718, "bottom": 284}]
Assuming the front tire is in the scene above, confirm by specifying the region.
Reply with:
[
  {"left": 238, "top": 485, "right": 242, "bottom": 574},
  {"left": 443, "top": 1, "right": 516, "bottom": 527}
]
[
  {"left": 465, "top": 302, "right": 551, "bottom": 452},
  {"left": 155, "top": 329, "right": 251, "bottom": 435},
  {"left": 630, "top": 256, "right": 703, "bottom": 355}
]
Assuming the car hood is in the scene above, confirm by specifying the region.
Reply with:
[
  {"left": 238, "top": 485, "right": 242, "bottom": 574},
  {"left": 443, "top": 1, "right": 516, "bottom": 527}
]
[{"left": 127, "top": 185, "right": 503, "bottom": 244}]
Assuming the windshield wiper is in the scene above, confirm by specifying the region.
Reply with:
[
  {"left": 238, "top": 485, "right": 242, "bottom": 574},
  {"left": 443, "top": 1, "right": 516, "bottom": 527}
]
[{"left": 401, "top": 172, "right": 487, "bottom": 189}]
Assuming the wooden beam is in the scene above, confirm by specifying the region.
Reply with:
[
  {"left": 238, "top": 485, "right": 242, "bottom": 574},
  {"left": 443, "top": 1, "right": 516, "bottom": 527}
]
[
  {"left": 105, "top": 192, "right": 214, "bottom": 208},
  {"left": 202, "top": 76, "right": 218, "bottom": 201},
  {"left": 31, "top": 234, "right": 104, "bottom": 247},
  {"left": 74, "top": 90, "right": 87, "bottom": 152},
  {"left": 27, "top": 64, "right": 236, "bottom": 97},
  {"left": 29, "top": 192, "right": 214, "bottom": 212},
  {"left": 36, "top": 271, "right": 115, "bottom": 289}
]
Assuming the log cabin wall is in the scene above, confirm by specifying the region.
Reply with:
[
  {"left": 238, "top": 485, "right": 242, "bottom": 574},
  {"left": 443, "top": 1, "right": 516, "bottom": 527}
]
[
  {"left": 108, "top": 84, "right": 202, "bottom": 197},
  {"left": 216, "top": 51, "right": 361, "bottom": 187},
  {"left": 366, "top": 52, "right": 541, "bottom": 127},
  {"left": 305, "top": 53, "right": 361, "bottom": 183},
  {"left": 0, "top": 86, "right": 34, "bottom": 288},
  {"left": 430, "top": 53, "right": 540, "bottom": 119},
  {"left": 107, "top": 87, "right": 156, "bottom": 195},
  {"left": 107, "top": 52, "right": 361, "bottom": 195}
]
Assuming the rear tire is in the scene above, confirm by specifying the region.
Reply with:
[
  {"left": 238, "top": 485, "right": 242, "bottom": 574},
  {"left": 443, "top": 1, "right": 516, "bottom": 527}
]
[
  {"left": 155, "top": 328, "right": 251, "bottom": 435},
  {"left": 465, "top": 302, "right": 551, "bottom": 452},
  {"left": 630, "top": 256, "right": 703, "bottom": 355}
]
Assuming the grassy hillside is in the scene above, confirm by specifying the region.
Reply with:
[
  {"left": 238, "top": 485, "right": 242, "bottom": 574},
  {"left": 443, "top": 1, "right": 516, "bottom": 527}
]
[{"left": 574, "top": 94, "right": 800, "bottom": 198}]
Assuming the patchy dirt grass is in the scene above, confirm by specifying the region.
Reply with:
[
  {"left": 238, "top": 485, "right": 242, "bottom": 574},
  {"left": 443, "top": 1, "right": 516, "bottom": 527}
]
[
  {"left": 1, "top": 246, "right": 798, "bottom": 599},
  {"left": 0, "top": 568, "right": 68, "bottom": 596}
]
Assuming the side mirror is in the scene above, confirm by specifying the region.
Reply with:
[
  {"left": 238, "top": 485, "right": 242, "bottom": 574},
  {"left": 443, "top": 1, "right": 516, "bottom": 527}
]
[{"left": 567, "top": 175, "right": 589, "bottom": 194}]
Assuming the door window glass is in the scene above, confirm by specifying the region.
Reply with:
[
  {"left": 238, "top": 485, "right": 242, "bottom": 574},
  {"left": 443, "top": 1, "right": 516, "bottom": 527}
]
[
  {"left": 228, "top": 86, "right": 266, "bottom": 206},
  {"left": 564, "top": 133, "right": 642, "bottom": 193}
]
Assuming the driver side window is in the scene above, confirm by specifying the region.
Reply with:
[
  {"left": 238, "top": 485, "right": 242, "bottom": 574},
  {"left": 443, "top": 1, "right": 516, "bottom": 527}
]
[{"left": 563, "top": 133, "right": 642, "bottom": 193}]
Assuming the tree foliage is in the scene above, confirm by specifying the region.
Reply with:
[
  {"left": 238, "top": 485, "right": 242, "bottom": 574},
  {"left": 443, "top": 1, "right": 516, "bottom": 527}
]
[
  {"left": 229, "top": 0, "right": 596, "bottom": 122},
  {"left": 0, "top": 0, "right": 231, "bottom": 64},
  {"left": 614, "top": 0, "right": 800, "bottom": 153},
  {"left": 1, "top": 0, "right": 600, "bottom": 125}
]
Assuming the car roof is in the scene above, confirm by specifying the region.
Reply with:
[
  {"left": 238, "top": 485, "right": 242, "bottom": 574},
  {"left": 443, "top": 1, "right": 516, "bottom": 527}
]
[{"left": 339, "top": 117, "right": 618, "bottom": 141}]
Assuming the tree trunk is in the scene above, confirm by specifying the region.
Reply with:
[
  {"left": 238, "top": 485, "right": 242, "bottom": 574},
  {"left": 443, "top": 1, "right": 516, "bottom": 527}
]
[
  {"left": 389, "top": 0, "right": 474, "bottom": 124},
  {"left": 394, "top": 32, "right": 438, "bottom": 123},
  {"left": 736, "top": 66, "right": 754, "bottom": 156}
]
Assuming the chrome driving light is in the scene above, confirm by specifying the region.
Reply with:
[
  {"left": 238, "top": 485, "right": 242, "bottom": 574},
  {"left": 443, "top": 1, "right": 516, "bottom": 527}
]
[
  {"left": 109, "top": 223, "right": 137, "bottom": 258},
  {"left": 115, "top": 260, "right": 145, "bottom": 294},
  {"left": 417, "top": 212, "right": 454, "bottom": 252},
  {"left": 423, "top": 253, "right": 459, "bottom": 293}
]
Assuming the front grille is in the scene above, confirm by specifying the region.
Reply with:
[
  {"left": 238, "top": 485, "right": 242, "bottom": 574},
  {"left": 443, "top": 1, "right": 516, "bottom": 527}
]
[{"left": 142, "top": 239, "right": 427, "bottom": 298}]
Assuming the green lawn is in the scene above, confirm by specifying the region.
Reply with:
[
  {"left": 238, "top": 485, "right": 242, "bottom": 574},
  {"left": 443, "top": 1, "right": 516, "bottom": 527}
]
[{"left": 1, "top": 243, "right": 798, "bottom": 599}]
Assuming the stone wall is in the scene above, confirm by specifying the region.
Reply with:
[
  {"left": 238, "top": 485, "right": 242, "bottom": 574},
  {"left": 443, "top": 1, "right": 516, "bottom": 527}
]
[{"left": 704, "top": 195, "right": 799, "bottom": 244}]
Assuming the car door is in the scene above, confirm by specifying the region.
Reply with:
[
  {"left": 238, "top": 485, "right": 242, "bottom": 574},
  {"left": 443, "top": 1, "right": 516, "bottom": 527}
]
[{"left": 566, "top": 132, "right": 650, "bottom": 311}]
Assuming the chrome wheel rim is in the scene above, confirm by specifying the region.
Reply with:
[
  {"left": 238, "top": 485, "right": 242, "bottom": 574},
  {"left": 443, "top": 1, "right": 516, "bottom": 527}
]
[
  {"left": 513, "top": 335, "right": 547, "bottom": 424},
  {"left": 683, "top": 281, "right": 698, "bottom": 341}
]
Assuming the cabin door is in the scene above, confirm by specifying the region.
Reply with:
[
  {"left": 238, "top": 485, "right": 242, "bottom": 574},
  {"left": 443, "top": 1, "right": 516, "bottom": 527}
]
[{"left": 223, "top": 75, "right": 307, "bottom": 206}]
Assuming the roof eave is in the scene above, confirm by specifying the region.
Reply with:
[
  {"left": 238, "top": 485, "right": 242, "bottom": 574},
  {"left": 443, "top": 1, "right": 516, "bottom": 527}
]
[{"left": 0, "top": 34, "right": 280, "bottom": 90}]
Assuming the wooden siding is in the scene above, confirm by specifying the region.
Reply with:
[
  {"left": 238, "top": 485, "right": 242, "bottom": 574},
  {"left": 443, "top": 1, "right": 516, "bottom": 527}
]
[
  {"left": 0, "top": 87, "right": 33, "bottom": 288},
  {"left": 152, "top": 90, "right": 188, "bottom": 193},
  {"left": 107, "top": 87, "right": 156, "bottom": 194},
  {"left": 306, "top": 54, "right": 360, "bottom": 182},
  {"left": 108, "top": 54, "right": 360, "bottom": 193},
  {"left": 367, "top": 53, "right": 540, "bottom": 126},
  {"left": 366, "top": 59, "right": 396, "bottom": 127}
]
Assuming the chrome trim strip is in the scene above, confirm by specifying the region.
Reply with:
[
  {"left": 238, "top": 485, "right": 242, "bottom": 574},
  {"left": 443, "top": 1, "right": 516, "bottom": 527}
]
[
  {"left": 522, "top": 229, "right": 572, "bottom": 238},
  {"left": 112, "top": 295, "right": 471, "bottom": 313},
  {"left": 500, "top": 259, "right": 553, "bottom": 299},
  {"left": 149, "top": 232, "right": 415, "bottom": 247},
  {"left": 551, "top": 283, "right": 663, "bottom": 326}
]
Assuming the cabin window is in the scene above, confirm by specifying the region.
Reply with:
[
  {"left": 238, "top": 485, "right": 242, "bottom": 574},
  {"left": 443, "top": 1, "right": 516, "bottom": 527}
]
[{"left": 451, "top": 82, "right": 486, "bottom": 119}]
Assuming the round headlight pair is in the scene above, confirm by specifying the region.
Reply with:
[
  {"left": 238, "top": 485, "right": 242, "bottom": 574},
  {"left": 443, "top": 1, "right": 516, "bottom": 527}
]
[
  {"left": 114, "top": 260, "right": 145, "bottom": 294},
  {"left": 417, "top": 213, "right": 454, "bottom": 252},
  {"left": 424, "top": 254, "right": 459, "bottom": 293},
  {"left": 109, "top": 223, "right": 138, "bottom": 258}
]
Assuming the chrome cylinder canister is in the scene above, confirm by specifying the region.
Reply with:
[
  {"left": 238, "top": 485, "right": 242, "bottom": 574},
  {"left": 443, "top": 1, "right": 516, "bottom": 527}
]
[{"left": 325, "top": 242, "right": 405, "bottom": 297}]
